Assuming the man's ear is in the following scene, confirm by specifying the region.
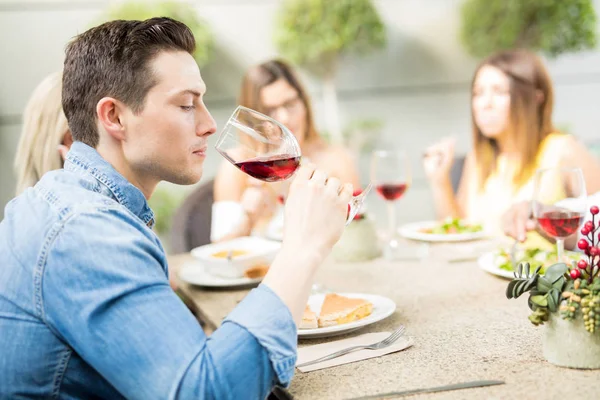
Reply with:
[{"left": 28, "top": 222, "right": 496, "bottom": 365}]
[{"left": 97, "top": 97, "right": 126, "bottom": 141}]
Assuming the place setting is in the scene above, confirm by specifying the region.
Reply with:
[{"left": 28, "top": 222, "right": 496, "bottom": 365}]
[
  {"left": 292, "top": 287, "right": 413, "bottom": 374},
  {"left": 178, "top": 236, "right": 280, "bottom": 288}
]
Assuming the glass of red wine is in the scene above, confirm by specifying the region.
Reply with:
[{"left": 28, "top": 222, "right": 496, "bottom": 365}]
[
  {"left": 371, "top": 150, "right": 411, "bottom": 258},
  {"left": 532, "top": 167, "right": 587, "bottom": 263},
  {"left": 215, "top": 106, "right": 371, "bottom": 224}
]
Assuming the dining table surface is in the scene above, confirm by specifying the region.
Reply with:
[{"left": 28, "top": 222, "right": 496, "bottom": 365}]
[{"left": 168, "top": 239, "right": 600, "bottom": 400}]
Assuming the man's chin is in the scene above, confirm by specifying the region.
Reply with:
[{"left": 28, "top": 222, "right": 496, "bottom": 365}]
[{"left": 165, "top": 169, "right": 203, "bottom": 186}]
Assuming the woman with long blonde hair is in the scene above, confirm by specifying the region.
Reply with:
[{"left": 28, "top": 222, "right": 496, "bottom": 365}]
[
  {"left": 14, "top": 72, "right": 72, "bottom": 195},
  {"left": 423, "top": 49, "right": 600, "bottom": 237}
]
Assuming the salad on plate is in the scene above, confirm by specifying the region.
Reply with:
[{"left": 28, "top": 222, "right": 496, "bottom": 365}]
[
  {"left": 419, "top": 217, "right": 483, "bottom": 235},
  {"left": 494, "top": 246, "right": 580, "bottom": 273}
]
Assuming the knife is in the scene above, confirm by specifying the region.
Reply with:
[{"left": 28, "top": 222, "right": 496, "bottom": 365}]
[{"left": 346, "top": 380, "right": 505, "bottom": 399}]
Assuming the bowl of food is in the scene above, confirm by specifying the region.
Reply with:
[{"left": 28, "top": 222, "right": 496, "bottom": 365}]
[{"left": 190, "top": 236, "right": 281, "bottom": 279}]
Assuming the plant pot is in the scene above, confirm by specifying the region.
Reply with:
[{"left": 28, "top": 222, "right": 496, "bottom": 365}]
[
  {"left": 331, "top": 217, "right": 381, "bottom": 262},
  {"left": 543, "top": 312, "right": 600, "bottom": 369}
]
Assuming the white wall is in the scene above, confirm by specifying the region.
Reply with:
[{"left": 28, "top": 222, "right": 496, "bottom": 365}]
[{"left": 1, "top": 0, "right": 600, "bottom": 226}]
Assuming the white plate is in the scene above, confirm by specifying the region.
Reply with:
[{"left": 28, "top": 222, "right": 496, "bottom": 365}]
[
  {"left": 178, "top": 261, "right": 263, "bottom": 288},
  {"left": 399, "top": 221, "right": 487, "bottom": 243},
  {"left": 477, "top": 251, "right": 515, "bottom": 280},
  {"left": 298, "top": 293, "right": 396, "bottom": 339},
  {"left": 478, "top": 249, "right": 580, "bottom": 280}
]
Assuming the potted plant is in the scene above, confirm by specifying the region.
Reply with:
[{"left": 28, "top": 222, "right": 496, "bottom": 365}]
[
  {"left": 507, "top": 205, "right": 600, "bottom": 369},
  {"left": 331, "top": 189, "right": 381, "bottom": 262},
  {"left": 460, "top": 0, "right": 597, "bottom": 58},
  {"left": 274, "top": 0, "right": 386, "bottom": 144}
]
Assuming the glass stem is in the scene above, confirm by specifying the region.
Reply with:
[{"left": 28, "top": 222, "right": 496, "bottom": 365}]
[
  {"left": 387, "top": 201, "right": 396, "bottom": 239},
  {"left": 556, "top": 238, "right": 565, "bottom": 264}
]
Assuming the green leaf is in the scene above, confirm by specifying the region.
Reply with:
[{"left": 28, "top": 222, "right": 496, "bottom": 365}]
[
  {"left": 506, "top": 280, "right": 520, "bottom": 299},
  {"left": 547, "top": 289, "right": 560, "bottom": 312},
  {"left": 537, "top": 276, "right": 553, "bottom": 292},
  {"left": 531, "top": 294, "right": 548, "bottom": 307},
  {"left": 552, "top": 277, "right": 565, "bottom": 291},
  {"left": 545, "top": 263, "right": 568, "bottom": 283}
]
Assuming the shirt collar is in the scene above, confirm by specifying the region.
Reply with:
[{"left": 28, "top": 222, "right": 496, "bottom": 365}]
[{"left": 64, "top": 141, "right": 155, "bottom": 228}]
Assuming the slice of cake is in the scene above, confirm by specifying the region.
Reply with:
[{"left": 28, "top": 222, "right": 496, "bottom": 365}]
[
  {"left": 299, "top": 306, "right": 318, "bottom": 329},
  {"left": 317, "top": 293, "right": 373, "bottom": 328}
]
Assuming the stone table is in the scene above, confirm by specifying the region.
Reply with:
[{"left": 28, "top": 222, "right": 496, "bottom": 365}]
[{"left": 169, "top": 243, "right": 600, "bottom": 399}]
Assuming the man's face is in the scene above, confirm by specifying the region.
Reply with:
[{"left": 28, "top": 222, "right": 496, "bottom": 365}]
[{"left": 121, "top": 50, "right": 216, "bottom": 186}]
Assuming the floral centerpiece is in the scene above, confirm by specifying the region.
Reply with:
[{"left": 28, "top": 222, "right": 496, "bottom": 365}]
[
  {"left": 506, "top": 205, "right": 600, "bottom": 369},
  {"left": 331, "top": 189, "right": 381, "bottom": 262}
]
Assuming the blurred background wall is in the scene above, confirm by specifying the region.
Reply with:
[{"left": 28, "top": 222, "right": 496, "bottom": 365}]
[{"left": 1, "top": 0, "right": 600, "bottom": 227}]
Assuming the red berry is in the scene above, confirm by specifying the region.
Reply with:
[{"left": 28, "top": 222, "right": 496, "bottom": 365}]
[
  {"left": 591, "top": 205, "right": 599, "bottom": 215},
  {"left": 578, "top": 259, "right": 588, "bottom": 269},
  {"left": 578, "top": 239, "right": 590, "bottom": 250},
  {"left": 571, "top": 269, "right": 582, "bottom": 279},
  {"left": 585, "top": 221, "right": 595, "bottom": 231},
  {"left": 591, "top": 247, "right": 600, "bottom": 257},
  {"left": 582, "top": 227, "right": 590, "bottom": 236},
  {"left": 352, "top": 189, "right": 363, "bottom": 196}
]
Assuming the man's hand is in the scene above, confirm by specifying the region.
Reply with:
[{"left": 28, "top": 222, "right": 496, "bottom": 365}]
[
  {"left": 262, "top": 163, "right": 353, "bottom": 324},
  {"left": 423, "top": 137, "right": 456, "bottom": 183},
  {"left": 282, "top": 163, "right": 352, "bottom": 258}
]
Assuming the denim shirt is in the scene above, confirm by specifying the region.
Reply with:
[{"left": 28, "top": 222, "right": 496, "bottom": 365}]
[{"left": 0, "top": 142, "right": 297, "bottom": 399}]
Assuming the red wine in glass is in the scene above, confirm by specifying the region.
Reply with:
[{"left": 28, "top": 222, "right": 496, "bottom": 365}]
[
  {"left": 376, "top": 183, "right": 408, "bottom": 201},
  {"left": 235, "top": 155, "right": 301, "bottom": 182},
  {"left": 537, "top": 210, "right": 584, "bottom": 238}
]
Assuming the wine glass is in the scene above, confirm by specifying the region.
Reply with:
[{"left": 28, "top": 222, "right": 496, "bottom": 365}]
[
  {"left": 532, "top": 167, "right": 587, "bottom": 263},
  {"left": 215, "top": 106, "right": 372, "bottom": 224},
  {"left": 370, "top": 150, "right": 412, "bottom": 259}
]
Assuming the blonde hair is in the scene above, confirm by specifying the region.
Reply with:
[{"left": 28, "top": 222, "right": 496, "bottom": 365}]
[
  {"left": 471, "top": 49, "right": 556, "bottom": 191},
  {"left": 14, "top": 72, "right": 69, "bottom": 195}
]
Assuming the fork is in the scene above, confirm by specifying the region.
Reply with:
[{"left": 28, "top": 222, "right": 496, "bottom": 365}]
[{"left": 296, "top": 326, "right": 406, "bottom": 368}]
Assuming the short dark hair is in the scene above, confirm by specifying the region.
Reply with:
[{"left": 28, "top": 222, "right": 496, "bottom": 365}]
[{"left": 62, "top": 17, "right": 196, "bottom": 147}]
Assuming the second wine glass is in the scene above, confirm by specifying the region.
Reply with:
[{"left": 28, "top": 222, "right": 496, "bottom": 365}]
[
  {"left": 532, "top": 167, "right": 587, "bottom": 263},
  {"left": 371, "top": 150, "right": 412, "bottom": 259}
]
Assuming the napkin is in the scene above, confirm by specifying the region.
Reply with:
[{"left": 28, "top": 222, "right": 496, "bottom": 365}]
[{"left": 296, "top": 331, "right": 413, "bottom": 372}]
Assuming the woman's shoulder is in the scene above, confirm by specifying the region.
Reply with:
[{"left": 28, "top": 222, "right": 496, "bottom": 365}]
[
  {"left": 541, "top": 132, "right": 580, "bottom": 155},
  {"left": 543, "top": 131, "right": 575, "bottom": 146}
]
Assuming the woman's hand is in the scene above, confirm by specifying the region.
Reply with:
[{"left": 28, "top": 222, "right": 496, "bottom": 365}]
[{"left": 423, "top": 137, "right": 456, "bottom": 183}]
